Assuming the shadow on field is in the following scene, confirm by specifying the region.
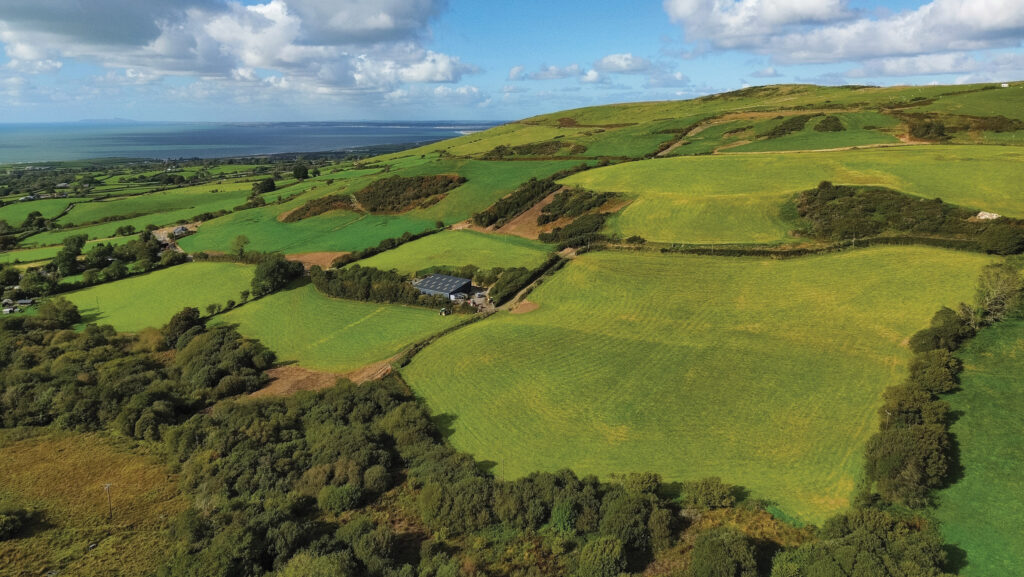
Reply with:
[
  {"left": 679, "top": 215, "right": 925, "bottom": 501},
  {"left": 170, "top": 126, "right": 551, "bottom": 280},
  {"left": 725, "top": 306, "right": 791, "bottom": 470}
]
[
  {"left": 943, "top": 544, "right": 969, "bottom": 574},
  {"left": 432, "top": 413, "right": 458, "bottom": 440},
  {"left": 940, "top": 429, "right": 966, "bottom": 488}
]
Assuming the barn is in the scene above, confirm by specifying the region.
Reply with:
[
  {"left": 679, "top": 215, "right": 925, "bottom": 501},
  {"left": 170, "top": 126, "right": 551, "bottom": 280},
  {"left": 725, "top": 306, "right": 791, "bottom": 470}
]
[{"left": 414, "top": 274, "right": 472, "bottom": 300}]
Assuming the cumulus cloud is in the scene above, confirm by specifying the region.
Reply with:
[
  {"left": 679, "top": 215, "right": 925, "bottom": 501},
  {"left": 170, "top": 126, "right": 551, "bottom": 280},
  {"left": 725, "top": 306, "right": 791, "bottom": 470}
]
[
  {"left": 664, "top": 0, "right": 1024, "bottom": 65},
  {"left": 580, "top": 69, "right": 604, "bottom": 83},
  {"left": 750, "top": 66, "right": 782, "bottom": 78},
  {"left": 508, "top": 65, "right": 525, "bottom": 81},
  {"left": 0, "top": 0, "right": 472, "bottom": 100},
  {"left": 645, "top": 70, "right": 690, "bottom": 88},
  {"left": 594, "top": 53, "right": 652, "bottom": 73},
  {"left": 849, "top": 51, "right": 1024, "bottom": 78}
]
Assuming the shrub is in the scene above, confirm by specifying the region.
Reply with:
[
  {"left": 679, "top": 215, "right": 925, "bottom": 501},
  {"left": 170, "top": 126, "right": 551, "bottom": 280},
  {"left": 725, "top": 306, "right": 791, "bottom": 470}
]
[
  {"left": 681, "top": 477, "right": 736, "bottom": 510},
  {"left": 0, "top": 510, "right": 25, "bottom": 540},
  {"left": 318, "top": 484, "right": 363, "bottom": 515},
  {"left": 687, "top": 527, "right": 757, "bottom": 577},
  {"left": 574, "top": 537, "right": 626, "bottom": 577}
]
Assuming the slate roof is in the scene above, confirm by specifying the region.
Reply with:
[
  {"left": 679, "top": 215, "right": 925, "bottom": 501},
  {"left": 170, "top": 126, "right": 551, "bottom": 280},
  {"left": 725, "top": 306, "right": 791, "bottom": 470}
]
[{"left": 414, "top": 274, "right": 472, "bottom": 294}]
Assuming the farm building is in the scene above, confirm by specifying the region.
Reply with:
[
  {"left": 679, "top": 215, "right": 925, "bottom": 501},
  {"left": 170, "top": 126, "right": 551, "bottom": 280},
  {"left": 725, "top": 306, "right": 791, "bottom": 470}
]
[{"left": 414, "top": 274, "right": 472, "bottom": 300}]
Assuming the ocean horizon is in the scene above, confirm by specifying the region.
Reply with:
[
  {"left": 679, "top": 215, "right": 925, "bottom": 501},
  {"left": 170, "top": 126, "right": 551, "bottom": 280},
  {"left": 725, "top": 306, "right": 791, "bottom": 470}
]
[{"left": 0, "top": 120, "right": 504, "bottom": 164}]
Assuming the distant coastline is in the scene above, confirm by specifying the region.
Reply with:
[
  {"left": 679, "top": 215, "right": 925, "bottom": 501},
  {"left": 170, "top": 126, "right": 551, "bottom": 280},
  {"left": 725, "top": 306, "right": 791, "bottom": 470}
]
[{"left": 0, "top": 121, "right": 504, "bottom": 164}]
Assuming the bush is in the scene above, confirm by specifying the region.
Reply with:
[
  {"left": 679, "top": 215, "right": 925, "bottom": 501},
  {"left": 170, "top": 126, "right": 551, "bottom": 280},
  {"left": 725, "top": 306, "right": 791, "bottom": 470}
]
[
  {"left": 574, "top": 537, "right": 626, "bottom": 577},
  {"left": 0, "top": 510, "right": 25, "bottom": 540},
  {"left": 687, "top": 527, "right": 757, "bottom": 577},
  {"left": 318, "top": 484, "right": 363, "bottom": 515},
  {"left": 681, "top": 477, "right": 736, "bottom": 510},
  {"left": 355, "top": 174, "right": 465, "bottom": 213},
  {"left": 814, "top": 115, "right": 845, "bottom": 132},
  {"left": 37, "top": 296, "right": 80, "bottom": 328},
  {"left": 979, "top": 224, "right": 1024, "bottom": 255}
]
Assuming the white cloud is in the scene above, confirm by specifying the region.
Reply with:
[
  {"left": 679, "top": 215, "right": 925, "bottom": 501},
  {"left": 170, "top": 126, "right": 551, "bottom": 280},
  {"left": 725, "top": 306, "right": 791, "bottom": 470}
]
[
  {"left": 508, "top": 65, "right": 525, "bottom": 81},
  {"left": 0, "top": 0, "right": 473, "bottom": 100},
  {"left": 750, "top": 67, "right": 782, "bottom": 78},
  {"left": 849, "top": 51, "right": 1024, "bottom": 78},
  {"left": 594, "top": 53, "right": 652, "bottom": 73},
  {"left": 645, "top": 70, "right": 690, "bottom": 88},
  {"left": 664, "top": 0, "right": 1024, "bottom": 65},
  {"left": 580, "top": 69, "right": 604, "bottom": 83},
  {"left": 529, "top": 64, "right": 581, "bottom": 80}
]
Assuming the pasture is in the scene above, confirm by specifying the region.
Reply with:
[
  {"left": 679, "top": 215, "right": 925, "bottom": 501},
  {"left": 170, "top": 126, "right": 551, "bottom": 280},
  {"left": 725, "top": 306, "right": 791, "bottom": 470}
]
[
  {"left": 0, "top": 236, "right": 133, "bottom": 265},
  {"left": 402, "top": 246, "right": 996, "bottom": 523},
  {"left": 65, "top": 262, "right": 253, "bottom": 332},
  {"left": 57, "top": 182, "right": 252, "bottom": 226},
  {"left": 220, "top": 283, "right": 462, "bottom": 372},
  {"left": 561, "top": 145, "right": 1024, "bottom": 244},
  {"left": 935, "top": 320, "right": 1024, "bottom": 577},
  {"left": 0, "top": 431, "right": 185, "bottom": 577},
  {"left": 0, "top": 198, "right": 74, "bottom": 224},
  {"left": 355, "top": 230, "right": 551, "bottom": 274},
  {"left": 180, "top": 159, "right": 585, "bottom": 255}
]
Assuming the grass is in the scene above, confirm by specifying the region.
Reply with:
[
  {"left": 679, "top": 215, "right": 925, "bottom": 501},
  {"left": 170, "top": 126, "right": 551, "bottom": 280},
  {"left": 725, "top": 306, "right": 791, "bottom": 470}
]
[
  {"left": 562, "top": 145, "right": 1024, "bottom": 244},
  {"left": 58, "top": 182, "right": 252, "bottom": 226},
  {"left": 402, "top": 246, "right": 996, "bottom": 523},
  {"left": 934, "top": 319, "right": 1024, "bottom": 577},
  {"left": 64, "top": 262, "right": 254, "bottom": 332},
  {"left": 920, "top": 84, "right": 1024, "bottom": 120},
  {"left": 219, "top": 283, "right": 463, "bottom": 372},
  {"left": 727, "top": 112, "right": 901, "bottom": 153},
  {"left": 355, "top": 230, "right": 552, "bottom": 274},
  {"left": 0, "top": 198, "right": 75, "bottom": 224},
  {"left": 0, "top": 430, "right": 186, "bottom": 577},
  {"left": 0, "top": 236, "right": 134, "bottom": 265},
  {"left": 180, "top": 159, "right": 586, "bottom": 255}
]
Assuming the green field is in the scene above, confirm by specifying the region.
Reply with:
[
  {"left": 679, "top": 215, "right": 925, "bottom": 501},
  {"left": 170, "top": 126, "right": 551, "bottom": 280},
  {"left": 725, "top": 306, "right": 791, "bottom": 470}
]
[
  {"left": 180, "top": 159, "right": 586, "bottom": 255},
  {"left": 220, "top": 283, "right": 462, "bottom": 372},
  {"left": 402, "top": 247, "right": 996, "bottom": 522},
  {"left": 727, "top": 112, "right": 901, "bottom": 153},
  {"left": 934, "top": 319, "right": 1024, "bottom": 577},
  {"left": 0, "top": 198, "right": 74, "bottom": 224},
  {"left": 562, "top": 145, "right": 1024, "bottom": 244},
  {"left": 355, "top": 230, "right": 551, "bottom": 274},
  {"left": 919, "top": 84, "right": 1024, "bottom": 120},
  {"left": 65, "top": 262, "right": 253, "bottom": 331},
  {"left": 0, "top": 236, "right": 134, "bottom": 265},
  {"left": 58, "top": 182, "right": 252, "bottom": 226}
]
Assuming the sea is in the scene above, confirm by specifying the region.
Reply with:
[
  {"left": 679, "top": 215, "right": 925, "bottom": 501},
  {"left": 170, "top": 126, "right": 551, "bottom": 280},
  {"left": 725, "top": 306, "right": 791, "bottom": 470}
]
[{"left": 0, "top": 121, "right": 503, "bottom": 164}]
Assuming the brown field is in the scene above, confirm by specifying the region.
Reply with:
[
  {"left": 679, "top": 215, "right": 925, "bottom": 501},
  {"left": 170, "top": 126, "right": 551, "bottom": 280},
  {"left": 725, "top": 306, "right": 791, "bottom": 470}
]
[{"left": 0, "top": 431, "right": 186, "bottom": 577}]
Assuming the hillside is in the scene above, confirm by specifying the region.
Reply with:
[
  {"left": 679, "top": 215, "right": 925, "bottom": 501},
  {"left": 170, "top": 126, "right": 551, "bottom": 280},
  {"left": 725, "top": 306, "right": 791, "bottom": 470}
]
[{"left": 0, "top": 82, "right": 1022, "bottom": 576}]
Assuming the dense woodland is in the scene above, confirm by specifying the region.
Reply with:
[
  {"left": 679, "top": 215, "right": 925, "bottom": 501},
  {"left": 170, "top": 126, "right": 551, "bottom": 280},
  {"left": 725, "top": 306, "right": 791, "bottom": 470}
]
[{"left": 355, "top": 175, "right": 467, "bottom": 213}]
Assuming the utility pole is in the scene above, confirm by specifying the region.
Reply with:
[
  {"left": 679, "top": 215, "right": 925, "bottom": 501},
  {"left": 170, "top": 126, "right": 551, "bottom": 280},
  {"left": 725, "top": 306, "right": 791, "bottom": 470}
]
[{"left": 103, "top": 483, "right": 113, "bottom": 521}]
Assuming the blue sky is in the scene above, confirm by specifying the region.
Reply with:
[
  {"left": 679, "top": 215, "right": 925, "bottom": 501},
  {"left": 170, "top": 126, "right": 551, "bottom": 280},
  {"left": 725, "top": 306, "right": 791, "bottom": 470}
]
[{"left": 0, "top": 0, "right": 1021, "bottom": 122}]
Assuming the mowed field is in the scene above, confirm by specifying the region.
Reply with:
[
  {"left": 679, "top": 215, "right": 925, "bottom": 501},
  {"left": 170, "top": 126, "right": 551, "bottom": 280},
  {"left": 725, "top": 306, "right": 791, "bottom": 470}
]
[
  {"left": 65, "top": 262, "right": 253, "bottom": 331},
  {"left": 355, "top": 230, "right": 551, "bottom": 274},
  {"left": 402, "top": 247, "right": 996, "bottom": 522},
  {"left": 220, "top": 283, "right": 462, "bottom": 372},
  {"left": 0, "top": 431, "right": 185, "bottom": 577},
  {"left": 561, "top": 145, "right": 1024, "bottom": 244},
  {"left": 935, "top": 320, "right": 1024, "bottom": 577}
]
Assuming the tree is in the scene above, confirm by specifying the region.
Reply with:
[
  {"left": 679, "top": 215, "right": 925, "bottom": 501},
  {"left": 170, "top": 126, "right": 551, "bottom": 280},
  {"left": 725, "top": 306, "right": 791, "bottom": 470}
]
[
  {"left": 162, "top": 307, "right": 205, "bottom": 347},
  {"left": 53, "top": 234, "right": 87, "bottom": 277},
  {"left": 231, "top": 235, "right": 250, "bottom": 259},
  {"left": 252, "top": 177, "right": 276, "bottom": 194},
  {"left": 978, "top": 225, "right": 1024, "bottom": 255},
  {"left": 250, "top": 254, "right": 304, "bottom": 298},
  {"left": 681, "top": 477, "right": 736, "bottom": 511},
  {"left": 687, "top": 528, "right": 757, "bottom": 577},
  {"left": 975, "top": 262, "right": 1023, "bottom": 322},
  {"left": 240, "top": 290, "right": 250, "bottom": 303},
  {"left": 205, "top": 304, "right": 220, "bottom": 316},
  {"left": 37, "top": 297, "right": 81, "bottom": 327},
  {"left": 292, "top": 163, "right": 309, "bottom": 180}
]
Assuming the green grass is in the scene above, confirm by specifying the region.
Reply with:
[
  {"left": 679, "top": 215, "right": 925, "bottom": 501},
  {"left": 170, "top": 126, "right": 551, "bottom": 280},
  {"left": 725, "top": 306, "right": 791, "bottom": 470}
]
[
  {"left": 0, "top": 431, "right": 185, "bottom": 577},
  {"left": 920, "top": 84, "right": 1024, "bottom": 120},
  {"left": 728, "top": 112, "right": 901, "bottom": 153},
  {"left": 64, "top": 262, "right": 254, "bottom": 332},
  {"left": 0, "top": 236, "right": 134, "bottom": 265},
  {"left": 180, "top": 159, "right": 586, "bottom": 255},
  {"left": 355, "top": 230, "right": 552, "bottom": 274},
  {"left": 220, "top": 283, "right": 463, "bottom": 372},
  {"left": 934, "top": 319, "right": 1024, "bottom": 577},
  {"left": 58, "top": 182, "right": 252, "bottom": 226},
  {"left": 0, "top": 198, "right": 75, "bottom": 224},
  {"left": 562, "top": 145, "right": 1024, "bottom": 244},
  {"left": 402, "top": 247, "right": 996, "bottom": 523}
]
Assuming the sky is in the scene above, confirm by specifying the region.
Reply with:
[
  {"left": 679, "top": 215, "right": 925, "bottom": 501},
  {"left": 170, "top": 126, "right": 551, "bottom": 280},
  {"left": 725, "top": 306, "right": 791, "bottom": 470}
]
[{"left": 0, "top": 0, "right": 1021, "bottom": 122}]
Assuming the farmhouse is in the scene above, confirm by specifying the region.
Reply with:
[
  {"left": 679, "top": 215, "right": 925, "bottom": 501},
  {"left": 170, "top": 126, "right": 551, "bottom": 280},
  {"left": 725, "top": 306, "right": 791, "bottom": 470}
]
[
  {"left": 172, "top": 226, "right": 191, "bottom": 238},
  {"left": 414, "top": 274, "right": 472, "bottom": 300}
]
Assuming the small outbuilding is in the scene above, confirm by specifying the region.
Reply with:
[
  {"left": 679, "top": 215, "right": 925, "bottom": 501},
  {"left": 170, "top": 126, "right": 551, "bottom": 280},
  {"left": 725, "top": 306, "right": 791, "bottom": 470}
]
[
  {"left": 414, "top": 274, "right": 472, "bottom": 300},
  {"left": 172, "top": 226, "right": 191, "bottom": 238}
]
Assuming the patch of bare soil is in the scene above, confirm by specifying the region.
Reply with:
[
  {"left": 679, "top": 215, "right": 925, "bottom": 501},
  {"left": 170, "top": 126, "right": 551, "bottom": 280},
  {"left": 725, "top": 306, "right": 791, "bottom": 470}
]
[
  {"left": 509, "top": 300, "right": 539, "bottom": 315},
  {"left": 276, "top": 206, "right": 300, "bottom": 222},
  {"left": 492, "top": 190, "right": 562, "bottom": 239},
  {"left": 285, "top": 252, "right": 350, "bottom": 269},
  {"left": 342, "top": 358, "right": 395, "bottom": 384},
  {"left": 252, "top": 365, "right": 343, "bottom": 397}
]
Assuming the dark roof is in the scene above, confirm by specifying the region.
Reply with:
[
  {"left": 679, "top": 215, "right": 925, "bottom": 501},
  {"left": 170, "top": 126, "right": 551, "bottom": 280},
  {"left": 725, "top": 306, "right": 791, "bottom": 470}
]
[{"left": 414, "top": 274, "right": 472, "bottom": 294}]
